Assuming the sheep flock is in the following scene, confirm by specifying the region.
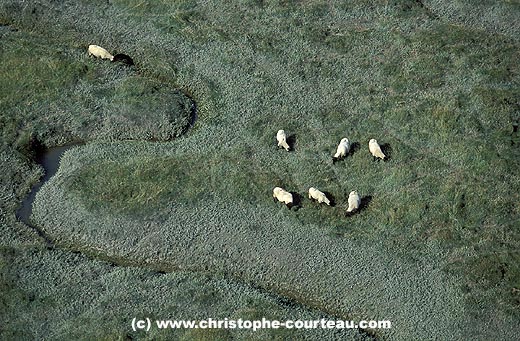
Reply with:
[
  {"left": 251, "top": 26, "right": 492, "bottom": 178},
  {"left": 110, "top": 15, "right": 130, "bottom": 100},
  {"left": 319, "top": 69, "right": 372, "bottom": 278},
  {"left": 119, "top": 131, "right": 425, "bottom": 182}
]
[
  {"left": 273, "top": 130, "right": 388, "bottom": 215},
  {"left": 87, "top": 44, "right": 384, "bottom": 216}
]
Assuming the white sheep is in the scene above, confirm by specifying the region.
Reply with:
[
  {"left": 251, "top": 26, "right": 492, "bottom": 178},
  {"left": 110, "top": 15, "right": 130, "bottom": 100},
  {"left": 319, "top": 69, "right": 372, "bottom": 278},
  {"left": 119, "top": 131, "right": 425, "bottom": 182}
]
[
  {"left": 369, "top": 139, "right": 386, "bottom": 160},
  {"left": 273, "top": 187, "right": 293, "bottom": 207},
  {"left": 276, "top": 130, "right": 290, "bottom": 151},
  {"left": 347, "top": 191, "right": 361, "bottom": 213},
  {"left": 88, "top": 44, "right": 114, "bottom": 61},
  {"left": 308, "top": 187, "right": 330, "bottom": 205},
  {"left": 333, "top": 138, "right": 350, "bottom": 160}
]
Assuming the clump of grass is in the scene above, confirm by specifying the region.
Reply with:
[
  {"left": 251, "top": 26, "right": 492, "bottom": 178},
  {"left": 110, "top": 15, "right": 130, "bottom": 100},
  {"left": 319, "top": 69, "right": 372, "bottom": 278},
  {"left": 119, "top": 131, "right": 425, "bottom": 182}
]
[
  {"left": 67, "top": 150, "right": 288, "bottom": 216},
  {"left": 0, "top": 28, "right": 193, "bottom": 150}
]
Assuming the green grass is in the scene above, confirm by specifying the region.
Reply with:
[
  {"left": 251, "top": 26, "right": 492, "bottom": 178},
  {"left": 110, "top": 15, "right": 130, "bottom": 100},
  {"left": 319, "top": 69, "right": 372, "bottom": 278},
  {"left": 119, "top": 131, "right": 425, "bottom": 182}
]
[
  {"left": 1, "top": 0, "right": 519, "bottom": 340},
  {"left": 1, "top": 246, "right": 359, "bottom": 340},
  {"left": 0, "top": 27, "right": 193, "bottom": 152},
  {"left": 66, "top": 152, "right": 282, "bottom": 215}
]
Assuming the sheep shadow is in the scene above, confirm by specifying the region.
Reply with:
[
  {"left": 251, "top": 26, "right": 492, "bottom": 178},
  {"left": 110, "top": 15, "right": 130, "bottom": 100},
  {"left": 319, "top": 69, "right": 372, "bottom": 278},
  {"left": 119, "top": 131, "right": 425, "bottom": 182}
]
[
  {"left": 112, "top": 53, "right": 134, "bottom": 66},
  {"left": 289, "top": 191, "right": 303, "bottom": 211},
  {"left": 349, "top": 141, "right": 361, "bottom": 156},
  {"left": 287, "top": 134, "right": 297, "bottom": 151},
  {"left": 345, "top": 195, "right": 372, "bottom": 217},
  {"left": 322, "top": 191, "right": 337, "bottom": 207},
  {"left": 360, "top": 195, "right": 373, "bottom": 210},
  {"left": 379, "top": 143, "right": 392, "bottom": 162}
]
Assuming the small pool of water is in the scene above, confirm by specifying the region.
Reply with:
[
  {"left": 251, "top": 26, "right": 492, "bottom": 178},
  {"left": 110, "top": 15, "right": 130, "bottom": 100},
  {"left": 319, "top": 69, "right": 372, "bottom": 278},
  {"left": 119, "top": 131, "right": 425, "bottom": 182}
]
[{"left": 16, "top": 144, "right": 77, "bottom": 226}]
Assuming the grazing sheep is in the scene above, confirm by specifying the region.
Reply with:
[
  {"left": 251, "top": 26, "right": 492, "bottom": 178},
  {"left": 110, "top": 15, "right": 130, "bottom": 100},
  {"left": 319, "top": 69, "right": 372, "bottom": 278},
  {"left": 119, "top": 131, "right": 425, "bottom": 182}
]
[
  {"left": 347, "top": 191, "right": 361, "bottom": 213},
  {"left": 277, "top": 130, "right": 290, "bottom": 151},
  {"left": 273, "top": 187, "right": 293, "bottom": 207},
  {"left": 369, "top": 139, "right": 386, "bottom": 160},
  {"left": 333, "top": 138, "right": 350, "bottom": 161},
  {"left": 112, "top": 53, "right": 134, "bottom": 66},
  {"left": 88, "top": 44, "right": 114, "bottom": 61},
  {"left": 308, "top": 187, "right": 330, "bottom": 205}
]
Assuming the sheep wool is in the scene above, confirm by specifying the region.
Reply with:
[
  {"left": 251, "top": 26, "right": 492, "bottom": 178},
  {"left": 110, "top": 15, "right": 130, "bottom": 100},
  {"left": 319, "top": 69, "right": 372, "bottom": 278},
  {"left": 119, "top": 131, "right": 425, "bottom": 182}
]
[
  {"left": 308, "top": 187, "right": 330, "bottom": 205},
  {"left": 369, "top": 139, "right": 386, "bottom": 159},
  {"left": 347, "top": 191, "right": 361, "bottom": 213},
  {"left": 273, "top": 187, "right": 293, "bottom": 206},
  {"left": 277, "top": 130, "right": 290, "bottom": 151},
  {"left": 333, "top": 138, "right": 350, "bottom": 159},
  {"left": 88, "top": 44, "right": 114, "bottom": 61}
]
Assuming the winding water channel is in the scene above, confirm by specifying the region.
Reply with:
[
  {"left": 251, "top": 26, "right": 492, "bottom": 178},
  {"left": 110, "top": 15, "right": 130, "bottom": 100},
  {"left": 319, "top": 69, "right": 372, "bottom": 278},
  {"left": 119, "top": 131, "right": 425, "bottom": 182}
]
[
  {"left": 16, "top": 144, "right": 77, "bottom": 230},
  {"left": 15, "top": 101, "right": 197, "bottom": 229}
]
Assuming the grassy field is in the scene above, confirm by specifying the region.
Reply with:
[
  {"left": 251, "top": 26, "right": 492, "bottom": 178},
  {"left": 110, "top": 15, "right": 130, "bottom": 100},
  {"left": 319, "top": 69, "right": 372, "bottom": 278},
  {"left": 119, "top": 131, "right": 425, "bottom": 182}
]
[
  {"left": 1, "top": 0, "right": 520, "bottom": 340},
  {"left": 1, "top": 247, "right": 364, "bottom": 340}
]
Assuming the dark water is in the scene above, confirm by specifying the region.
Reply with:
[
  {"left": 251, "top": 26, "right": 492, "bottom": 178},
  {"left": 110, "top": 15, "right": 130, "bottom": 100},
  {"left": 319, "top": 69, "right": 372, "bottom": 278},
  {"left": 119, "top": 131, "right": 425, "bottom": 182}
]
[
  {"left": 16, "top": 145, "right": 77, "bottom": 226},
  {"left": 16, "top": 101, "right": 197, "bottom": 231}
]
